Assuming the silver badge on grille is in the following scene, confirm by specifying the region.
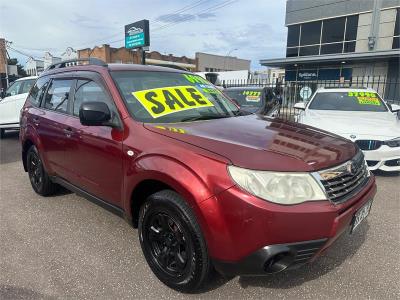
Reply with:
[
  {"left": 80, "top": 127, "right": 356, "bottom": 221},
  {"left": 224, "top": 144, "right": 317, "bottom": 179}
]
[
  {"left": 346, "top": 161, "right": 356, "bottom": 175},
  {"left": 350, "top": 134, "right": 356, "bottom": 139}
]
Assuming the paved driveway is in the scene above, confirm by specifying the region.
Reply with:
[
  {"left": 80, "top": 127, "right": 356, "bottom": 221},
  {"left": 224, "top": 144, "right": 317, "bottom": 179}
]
[{"left": 1, "top": 132, "right": 399, "bottom": 299}]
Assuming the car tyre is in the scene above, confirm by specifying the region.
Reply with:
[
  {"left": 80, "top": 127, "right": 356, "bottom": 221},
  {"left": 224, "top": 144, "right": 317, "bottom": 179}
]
[
  {"left": 0, "top": 129, "right": 4, "bottom": 139},
  {"left": 27, "top": 145, "right": 58, "bottom": 196},
  {"left": 139, "top": 190, "right": 211, "bottom": 293}
]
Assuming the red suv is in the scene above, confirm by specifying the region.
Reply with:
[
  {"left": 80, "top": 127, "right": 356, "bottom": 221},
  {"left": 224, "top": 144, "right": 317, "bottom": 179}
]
[{"left": 20, "top": 59, "right": 376, "bottom": 292}]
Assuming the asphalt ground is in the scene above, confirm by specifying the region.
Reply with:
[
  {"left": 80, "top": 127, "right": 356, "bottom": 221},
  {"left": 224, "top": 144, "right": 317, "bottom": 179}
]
[{"left": 1, "top": 131, "right": 399, "bottom": 299}]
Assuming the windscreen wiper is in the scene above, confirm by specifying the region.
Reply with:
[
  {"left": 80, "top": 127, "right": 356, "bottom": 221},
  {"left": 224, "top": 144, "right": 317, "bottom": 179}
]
[{"left": 180, "top": 115, "right": 230, "bottom": 122}]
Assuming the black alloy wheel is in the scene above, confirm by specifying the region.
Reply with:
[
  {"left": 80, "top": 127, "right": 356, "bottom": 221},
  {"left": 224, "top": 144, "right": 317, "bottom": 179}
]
[
  {"left": 146, "top": 212, "right": 191, "bottom": 277},
  {"left": 27, "top": 148, "right": 44, "bottom": 192},
  {"left": 139, "top": 190, "right": 211, "bottom": 292},
  {"left": 26, "top": 145, "right": 58, "bottom": 196}
]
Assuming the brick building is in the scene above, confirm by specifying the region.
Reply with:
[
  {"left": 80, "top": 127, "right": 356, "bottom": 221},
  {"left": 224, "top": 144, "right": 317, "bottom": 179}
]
[
  {"left": 0, "top": 38, "right": 7, "bottom": 90},
  {"left": 78, "top": 44, "right": 196, "bottom": 71}
]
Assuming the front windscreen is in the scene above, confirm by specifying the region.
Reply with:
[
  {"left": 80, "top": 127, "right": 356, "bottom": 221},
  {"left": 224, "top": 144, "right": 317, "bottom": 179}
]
[
  {"left": 111, "top": 71, "right": 241, "bottom": 123},
  {"left": 308, "top": 91, "right": 388, "bottom": 112},
  {"left": 224, "top": 89, "right": 264, "bottom": 109}
]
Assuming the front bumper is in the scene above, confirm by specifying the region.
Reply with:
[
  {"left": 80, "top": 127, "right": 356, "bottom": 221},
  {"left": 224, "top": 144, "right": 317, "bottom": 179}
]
[
  {"left": 202, "top": 176, "right": 376, "bottom": 276},
  {"left": 363, "top": 145, "right": 400, "bottom": 172}
]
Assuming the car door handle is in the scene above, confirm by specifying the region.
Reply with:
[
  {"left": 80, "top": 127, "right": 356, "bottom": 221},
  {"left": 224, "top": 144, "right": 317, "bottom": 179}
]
[
  {"left": 33, "top": 117, "right": 40, "bottom": 127},
  {"left": 64, "top": 127, "right": 73, "bottom": 138}
]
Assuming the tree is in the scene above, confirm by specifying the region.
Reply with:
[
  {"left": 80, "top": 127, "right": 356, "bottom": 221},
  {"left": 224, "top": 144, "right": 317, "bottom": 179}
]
[{"left": 7, "top": 58, "right": 27, "bottom": 77}]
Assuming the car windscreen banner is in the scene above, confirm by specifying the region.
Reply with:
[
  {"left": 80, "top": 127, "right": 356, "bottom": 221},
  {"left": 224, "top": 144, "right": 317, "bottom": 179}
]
[{"left": 132, "top": 86, "right": 215, "bottom": 118}]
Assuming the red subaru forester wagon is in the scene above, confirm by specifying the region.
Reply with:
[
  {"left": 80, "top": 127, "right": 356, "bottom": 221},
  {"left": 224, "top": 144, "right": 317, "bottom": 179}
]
[{"left": 20, "top": 58, "right": 376, "bottom": 292}]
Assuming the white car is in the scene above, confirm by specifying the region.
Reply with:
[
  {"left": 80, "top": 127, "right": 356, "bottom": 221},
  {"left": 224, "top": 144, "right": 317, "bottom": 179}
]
[
  {"left": 0, "top": 76, "right": 37, "bottom": 138},
  {"left": 294, "top": 87, "right": 400, "bottom": 172}
]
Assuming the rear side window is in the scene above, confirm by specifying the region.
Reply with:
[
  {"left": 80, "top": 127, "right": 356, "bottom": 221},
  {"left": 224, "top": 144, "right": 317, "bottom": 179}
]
[
  {"left": 43, "top": 79, "right": 74, "bottom": 113},
  {"left": 73, "top": 80, "right": 110, "bottom": 116},
  {"left": 20, "top": 79, "right": 36, "bottom": 94},
  {"left": 5, "top": 81, "right": 22, "bottom": 96},
  {"left": 27, "top": 77, "right": 49, "bottom": 107}
]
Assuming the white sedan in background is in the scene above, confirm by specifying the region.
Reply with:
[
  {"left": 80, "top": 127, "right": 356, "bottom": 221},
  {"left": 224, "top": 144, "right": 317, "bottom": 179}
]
[
  {"left": 0, "top": 76, "right": 37, "bottom": 138},
  {"left": 295, "top": 87, "right": 400, "bottom": 172}
]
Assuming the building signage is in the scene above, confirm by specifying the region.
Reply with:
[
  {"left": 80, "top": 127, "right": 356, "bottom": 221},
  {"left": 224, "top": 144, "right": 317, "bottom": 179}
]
[
  {"left": 298, "top": 70, "right": 318, "bottom": 81},
  {"left": 125, "top": 20, "right": 150, "bottom": 49}
]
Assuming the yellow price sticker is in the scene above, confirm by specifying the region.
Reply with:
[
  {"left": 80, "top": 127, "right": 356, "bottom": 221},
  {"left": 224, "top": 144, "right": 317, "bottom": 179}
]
[
  {"left": 357, "top": 97, "right": 381, "bottom": 105},
  {"left": 243, "top": 91, "right": 261, "bottom": 96},
  {"left": 246, "top": 95, "right": 261, "bottom": 102},
  {"left": 132, "top": 86, "right": 214, "bottom": 118},
  {"left": 348, "top": 91, "right": 377, "bottom": 97}
]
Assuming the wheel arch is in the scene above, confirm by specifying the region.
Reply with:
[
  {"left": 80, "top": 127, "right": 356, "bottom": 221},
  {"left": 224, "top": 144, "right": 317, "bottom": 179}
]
[
  {"left": 22, "top": 138, "right": 35, "bottom": 171},
  {"left": 126, "top": 155, "right": 214, "bottom": 245}
]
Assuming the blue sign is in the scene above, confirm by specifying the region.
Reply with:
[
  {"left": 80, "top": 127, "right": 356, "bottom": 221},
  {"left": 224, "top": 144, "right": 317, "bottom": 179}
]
[{"left": 125, "top": 20, "right": 149, "bottom": 49}]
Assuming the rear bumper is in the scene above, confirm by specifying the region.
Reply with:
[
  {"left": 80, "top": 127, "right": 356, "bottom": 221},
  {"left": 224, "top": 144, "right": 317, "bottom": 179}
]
[{"left": 203, "top": 176, "right": 376, "bottom": 276}]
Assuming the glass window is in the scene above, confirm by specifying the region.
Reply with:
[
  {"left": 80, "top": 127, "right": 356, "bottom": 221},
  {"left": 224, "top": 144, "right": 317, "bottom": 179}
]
[
  {"left": 224, "top": 88, "right": 264, "bottom": 109},
  {"left": 286, "top": 47, "right": 299, "bottom": 57},
  {"left": 394, "top": 8, "right": 399, "bottom": 36},
  {"left": 300, "top": 21, "right": 321, "bottom": 45},
  {"left": 20, "top": 79, "right": 36, "bottom": 94},
  {"left": 309, "top": 92, "right": 388, "bottom": 112},
  {"left": 43, "top": 79, "right": 73, "bottom": 113},
  {"left": 285, "top": 70, "right": 297, "bottom": 81},
  {"left": 320, "top": 42, "right": 343, "bottom": 54},
  {"left": 299, "top": 45, "right": 320, "bottom": 56},
  {"left": 318, "top": 69, "right": 341, "bottom": 80},
  {"left": 322, "top": 17, "right": 345, "bottom": 43},
  {"left": 111, "top": 71, "right": 241, "bottom": 123},
  {"left": 393, "top": 36, "right": 400, "bottom": 49},
  {"left": 73, "top": 80, "right": 110, "bottom": 116},
  {"left": 287, "top": 25, "right": 300, "bottom": 47},
  {"left": 27, "top": 77, "right": 49, "bottom": 107},
  {"left": 343, "top": 41, "right": 356, "bottom": 52},
  {"left": 5, "top": 81, "right": 22, "bottom": 97},
  {"left": 345, "top": 15, "right": 359, "bottom": 41}
]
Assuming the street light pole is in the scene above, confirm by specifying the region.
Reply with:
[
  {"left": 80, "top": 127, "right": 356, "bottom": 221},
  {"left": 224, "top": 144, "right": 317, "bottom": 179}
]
[{"left": 223, "top": 48, "right": 238, "bottom": 71}]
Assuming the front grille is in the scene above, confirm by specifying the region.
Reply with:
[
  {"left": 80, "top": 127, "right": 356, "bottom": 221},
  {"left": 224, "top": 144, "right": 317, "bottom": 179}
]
[
  {"left": 355, "top": 140, "right": 382, "bottom": 151},
  {"left": 318, "top": 151, "right": 369, "bottom": 203}
]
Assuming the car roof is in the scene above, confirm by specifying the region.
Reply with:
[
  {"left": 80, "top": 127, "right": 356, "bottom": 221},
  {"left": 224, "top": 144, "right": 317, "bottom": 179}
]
[
  {"left": 315, "top": 87, "right": 377, "bottom": 93},
  {"left": 15, "top": 76, "right": 38, "bottom": 81},
  {"left": 42, "top": 63, "right": 188, "bottom": 77}
]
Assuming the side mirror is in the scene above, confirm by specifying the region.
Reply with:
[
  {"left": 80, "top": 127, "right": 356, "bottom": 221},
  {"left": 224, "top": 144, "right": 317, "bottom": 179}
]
[
  {"left": 79, "top": 102, "right": 111, "bottom": 126},
  {"left": 294, "top": 102, "right": 306, "bottom": 110},
  {"left": 390, "top": 104, "right": 400, "bottom": 112}
]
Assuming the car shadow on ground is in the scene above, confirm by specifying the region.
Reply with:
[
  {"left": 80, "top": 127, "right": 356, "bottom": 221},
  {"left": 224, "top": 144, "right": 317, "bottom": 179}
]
[
  {"left": 0, "top": 284, "right": 55, "bottom": 300},
  {"left": 372, "top": 170, "right": 400, "bottom": 177}
]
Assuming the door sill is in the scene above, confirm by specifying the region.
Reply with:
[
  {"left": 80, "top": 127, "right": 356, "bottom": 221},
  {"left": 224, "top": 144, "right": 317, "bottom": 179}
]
[{"left": 51, "top": 176, "right": 125, "bottom": 218}]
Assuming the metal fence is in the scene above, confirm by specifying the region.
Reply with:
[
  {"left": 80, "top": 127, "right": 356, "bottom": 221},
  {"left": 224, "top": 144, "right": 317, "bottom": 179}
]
[{"left": 222, "top": 76, "right": 400, "bottom": 121}]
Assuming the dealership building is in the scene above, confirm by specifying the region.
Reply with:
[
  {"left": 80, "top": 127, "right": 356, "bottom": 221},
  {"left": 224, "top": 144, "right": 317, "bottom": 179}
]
[{"left": 260, "top": 0, "right": 400, "bottom": 99}]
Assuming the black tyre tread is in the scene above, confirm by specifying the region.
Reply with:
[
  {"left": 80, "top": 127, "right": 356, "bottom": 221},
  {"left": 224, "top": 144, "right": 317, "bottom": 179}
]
[
  {"left": 139, "top": 189, "right": 211, "bottom": 293},
  {"left": 0, "top": 129, "right": 4, "bottom": 139},
  {"left": 27, "top": 145, "right": 58, "bottom": 196}
]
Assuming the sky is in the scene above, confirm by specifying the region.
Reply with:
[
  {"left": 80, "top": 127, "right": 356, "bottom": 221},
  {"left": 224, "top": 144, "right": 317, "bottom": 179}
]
[{"left": 0, "top": 0, "right": 287, "bottom": 70}]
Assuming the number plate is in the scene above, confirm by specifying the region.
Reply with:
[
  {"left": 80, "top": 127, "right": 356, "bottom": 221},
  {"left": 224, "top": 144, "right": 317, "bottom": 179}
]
[{"left": 351, "top": 199, "right": 373, "bottom": 233}]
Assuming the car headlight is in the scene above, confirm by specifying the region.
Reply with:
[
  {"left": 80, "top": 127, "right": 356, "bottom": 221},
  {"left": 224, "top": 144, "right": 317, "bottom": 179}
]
[
  {"left": 228, "top": 166, "right": 327, "bottom": 205},
  {"left": 384, "top": 137, "right": 400, "bottom": 147}
]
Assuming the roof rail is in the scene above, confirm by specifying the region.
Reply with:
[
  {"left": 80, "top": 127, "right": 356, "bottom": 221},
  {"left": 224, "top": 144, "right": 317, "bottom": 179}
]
[{"left": 46, "top": 58, "right": 107, "bottom": 71}]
